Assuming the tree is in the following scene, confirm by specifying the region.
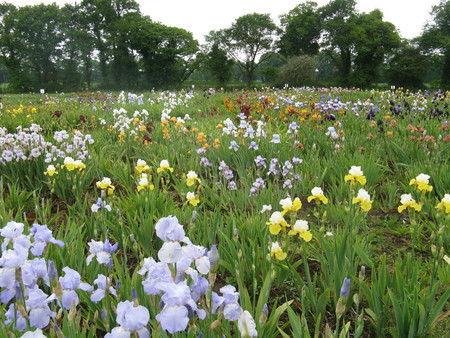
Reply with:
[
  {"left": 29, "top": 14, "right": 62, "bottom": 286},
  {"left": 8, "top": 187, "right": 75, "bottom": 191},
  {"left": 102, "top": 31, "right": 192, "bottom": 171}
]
[
  {"left": 129, "top": 18, "right": 199, "bottom": 88},
  {"left": 59, "top": 3, "right": 95, "bottom": 90},
  {"left": 0, "top": 3, "right": 31, "bottom": 91},
  {"left": 205, "top": 43, "right": 234, "bottom": 85},
  {"left": 387, "top": 43, "right": 427, "bottom": 89},
  {"left": 420, "top": 0, "right": 450, "bottom": 89},
  {"left": 351, "top": 10, "right": 400, "bottom": 87},
  {"left": 278, "top": 1, "right": 321, "bottom": 57},
  {"left": 207, "top": 13, "right": 278, "bottom": 86},
  {"left": 256, "top": 52, "right": 285, "bottom": 83},
  {"left": 80, "top": 0, "right": 141, "bottom": 88},
  {"left": 319, "top": 0, "right": 400, "bottom": 87},
  {"left": 320, "top": 0, "right": 357, "bottom": 86},
  {"left": 276, "top": 55, "right": 318, "bottom": 87},
  {"left": 0, "top": 3, "right": 62, "bottom": 91}
]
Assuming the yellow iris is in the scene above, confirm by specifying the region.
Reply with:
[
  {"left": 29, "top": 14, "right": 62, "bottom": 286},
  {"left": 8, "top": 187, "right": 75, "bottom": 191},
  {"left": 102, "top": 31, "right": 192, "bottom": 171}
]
[
  {"left": 280, "top": 197, "right": 302, "bottom": 216},
  {"left": 270, "top": 242, "right": 287, "bottom": 260},
  {"left": 307, "top": 187, "right": 328, "bottom": 204},
  {"left": 409, "top": 174, "right": 433, "bottom": 193},
  {"left": 186, "top": 192, "right": 199, "bottom": 206},
  {"left": 352, "top": 189, "right": 372, "bottom": 212},
  {"left": 344, "top": 166, "right": 367, "bottom": 186},
  {"left": 288, "top": 220, "right": 313, "bottom": 242},
  {"left": 157, "top": 160, "right": 174, "bottom": 174},
  {"left": 398, "top": 194, "right": 422, "bottom": 213},
  {"left": 266, "top": 211, "right": 289, "bottom": 235},
  {"left": 436, "top": 194, "right": 450, "bottom": 214}
]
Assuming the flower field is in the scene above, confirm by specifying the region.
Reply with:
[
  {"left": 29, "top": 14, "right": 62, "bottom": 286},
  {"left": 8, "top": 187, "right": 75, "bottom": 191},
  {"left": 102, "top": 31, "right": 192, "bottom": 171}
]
[{"left": 0, "top": 87, "right": 449, "bottom": 337}]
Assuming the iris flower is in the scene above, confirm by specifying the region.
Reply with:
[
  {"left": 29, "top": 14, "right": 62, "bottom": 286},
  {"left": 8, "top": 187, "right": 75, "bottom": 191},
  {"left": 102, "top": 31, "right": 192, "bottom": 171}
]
[
  {"left": 25, "top": 286, "right": 57, "bottom": 329},
  {"left": 135, "top": 159, "right": 151, "bottom": 174},
  {"left": 137, "top": 173, "right": 154, "bottom": 191},
  {"left": 96, "top": 177, "right": 115, "bottom": 196},
  {"left": 44, "top": 164, "right": 57, "bottom": 176},
  {"left": 91, "top": 197, "right": 112, "bottom": 213},
  {"left": 86, "top": 239, "right": 118, "bottom": 266},
  {"left": 270, "top": 242, "right": 287, "bottom": 260},
  {"left": 186, "top": 171, "right": 201, "bottom": 186},
  {"left": 62, "top": 157, "right": 85, "bottom": 171},
  {"left": 436, "top": 194, "right": 450, "bottom": 213},
  {"left": 267, "top": 211, "right": 289, "bottom": 235},
  {"left": 156, "top": 281, "right": 206, "bottom": 333},
  {"left": 157, "top": 160, "right": 173, "bottom": 173},
  {"left": 409, "top": 173, "right": 433, "bottom": 193},
  {"left": 344, "top": 166, "right": 367, "bottom": 186},
  {"left": 229, "top": 141, "right": 239, "bottom": 151},
  {"left": 307, "top": 187, "right": 328, "bottom": 204},
  {"left": 90, "top": 274, "right": 117, "bottom": 303},
  {"left": 398, "top": 194, "right": 422, "bottom": 213},
  {"left": 279, "top": 197, "right": 302, "bottom": 215},
  {"left": 238, "top": 311, "right": 258, "bottom": 338},
  {"left": 288, "top": 220, "right": 313, "bottom": 242},
  {"left": 270, "top": 134, "right": 280, "bottom": 143},
  {"left": 352, "top": 189, "right": 372, "bottom": 211},
  {"left": 29, "top": 223, "right": 64, "bottom": 256},
  {"left": 58, "top": 267, "right": 93, "bottom": 310},
  {"left": 106, "top": 300, "right": 150, "bottom": 337}
]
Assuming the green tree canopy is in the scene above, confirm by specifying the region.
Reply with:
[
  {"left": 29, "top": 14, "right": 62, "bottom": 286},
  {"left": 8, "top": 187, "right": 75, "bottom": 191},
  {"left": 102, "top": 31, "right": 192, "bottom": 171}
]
[
  {"left": 278, "top": 1, "right": 321, "bottom": 57},
  {"left": 207, "top": 13, "right": 279, "bottom": 86},
  {"left": 420, "top": 0, "right": 450, "bottom": 89}
]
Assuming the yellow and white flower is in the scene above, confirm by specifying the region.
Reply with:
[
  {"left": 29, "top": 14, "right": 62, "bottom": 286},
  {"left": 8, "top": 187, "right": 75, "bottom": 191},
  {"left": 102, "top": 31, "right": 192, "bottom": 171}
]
[
  {"left": 436, "top": 194, "right": 450, "bottom": 214},
  {"left": 307, "top": 187, "right": 328, "bottom": 204},
  {"left": 409, "top": 173, "right": 433, "bottom": 193},
  {"left": 398, "top": 193, "right": 422, "bottom": 213},
  {"left": 96, "top": 177, "right": 115, "bottom": 196},
  {"left": 267, "top": 211, "right": 289, "bottom": 235},
  {"left": 352, "top": 188, "right": 373, "bottom": 211},
  {"left": 157, "top": 159, "right": 173, "bottom": 173},
  {"left": 186, "top": 191, "right": 199, "bottom": 206},
  {"left": 186, "top": 170, "right": 201, "bottom": 186},
  {"left": 44, "top": 164, "right": 58, "bottom": 176},
  {"left": 136, "top": 159, "right": 151, "bottom": 174},
  {"left": 270, "top": 241, "right": 287, "bottom": 260},
  {"left": 344, "top": 166, "right": 367, "bottom": 185},
  {"left": 280, "top": 197, "right": 302, "bottom": 215},
  {"left": 288, "top": 220, "right": 313, "bottom": 242},
  {"left": 137, "top": 173, "right": 154, "bottom": 191}
]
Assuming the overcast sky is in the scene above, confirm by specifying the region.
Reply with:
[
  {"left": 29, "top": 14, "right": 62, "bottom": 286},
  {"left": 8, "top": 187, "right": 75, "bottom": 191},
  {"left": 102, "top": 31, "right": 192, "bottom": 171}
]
[{"left": 12, "top": 0, "right": 441, "bottom": 43}]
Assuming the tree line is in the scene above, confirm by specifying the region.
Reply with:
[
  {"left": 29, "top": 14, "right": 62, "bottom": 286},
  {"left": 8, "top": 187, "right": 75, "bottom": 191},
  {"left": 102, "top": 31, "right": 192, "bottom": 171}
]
[{"left": 0, "top": 0, "right": 448, "bottom": 92}]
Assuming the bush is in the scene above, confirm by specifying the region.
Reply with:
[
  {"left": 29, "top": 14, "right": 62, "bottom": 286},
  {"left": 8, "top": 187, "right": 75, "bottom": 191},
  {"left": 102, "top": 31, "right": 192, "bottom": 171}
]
[{"left": 275, "top": 55, "right": 318, "bottom": 87}]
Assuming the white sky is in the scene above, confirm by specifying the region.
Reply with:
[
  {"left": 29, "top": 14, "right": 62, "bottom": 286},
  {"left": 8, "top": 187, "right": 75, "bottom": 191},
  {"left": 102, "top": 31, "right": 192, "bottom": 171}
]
[{"left": 11, "top": 0, "right": 440, "bottom": 43}]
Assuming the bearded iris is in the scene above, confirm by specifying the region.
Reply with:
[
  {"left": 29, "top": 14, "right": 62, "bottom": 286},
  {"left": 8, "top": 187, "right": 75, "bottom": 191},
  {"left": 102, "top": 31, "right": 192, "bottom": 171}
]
[
  {"left": 186, "top": 171, "right": 200, "bottom": 186},
  {"left": 436, "top": 194, "right": 450, "bottom": 213},
  {"left": 288, "top": 220, "right": 313, "bottom": 242},
  {"left": 157, "top": 160, "right": 173, "bottom": 173},
  {"left": 96, "top": 177, "right": 115, "bottom": 196},
  {"left": 398, "top": 194, "right": 422, "bottom": 213},
  {"left": 344, "top": 166, "right": 367, "bottom": 186},
  {"left": 44, "top": 164, "right": 57, "bottom": 176},
  {"left": 409, "top": 173, "right": 433, "bottom": 193},
  {"left": 279, "top": 197, "right": 302, "bottom": 215},
  {"left": 186, "top": 192, "right": 199, "bottom": 206},
  {"left": 106, "top": 300, "right": 150, "bottom": 337},
  {"left": 267, "top": 211, "right": 289, "bottom": 235},
  {"left": 137, "top": 173, "right": 154, "bottom": 191},
  {"left": 352, "top": 189, "right": 373, "bottom": 211},
  {"left": 270, "top": 242, "right": 287, "bottom": 260},
  {"left": 307, "top": 187, "right": 328, "bottom": 204},
  {"left": 135, "top": 159, "right": 151, "bottom": 174}
]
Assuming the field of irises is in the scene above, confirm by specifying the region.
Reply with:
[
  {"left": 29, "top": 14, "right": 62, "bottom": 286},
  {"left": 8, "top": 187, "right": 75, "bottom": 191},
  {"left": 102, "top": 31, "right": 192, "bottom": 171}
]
[{"left": 0, "top": 87, "right": 449, "bottom": 337}]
